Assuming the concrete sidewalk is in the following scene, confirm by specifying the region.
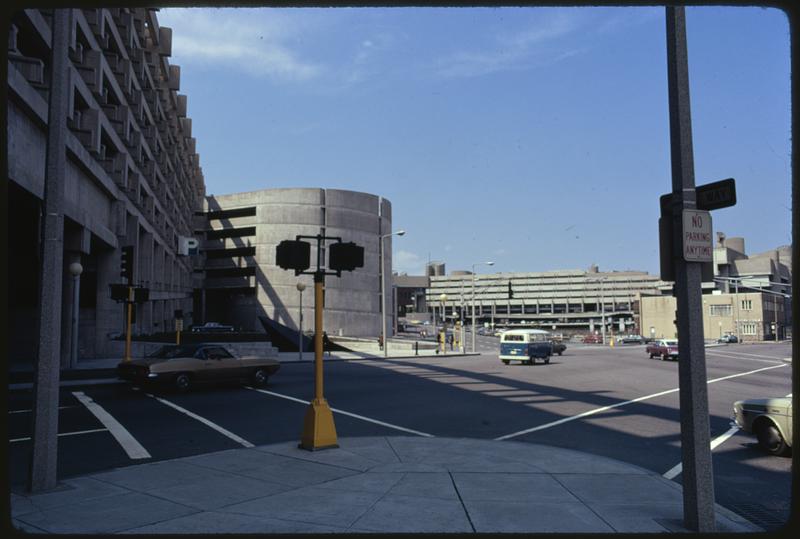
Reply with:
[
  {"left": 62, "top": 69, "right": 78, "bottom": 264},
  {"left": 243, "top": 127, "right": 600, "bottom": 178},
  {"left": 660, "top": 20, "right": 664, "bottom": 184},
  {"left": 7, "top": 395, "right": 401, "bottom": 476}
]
[{"left": 9, "top": 436, "right": 759, "bottom": 533}]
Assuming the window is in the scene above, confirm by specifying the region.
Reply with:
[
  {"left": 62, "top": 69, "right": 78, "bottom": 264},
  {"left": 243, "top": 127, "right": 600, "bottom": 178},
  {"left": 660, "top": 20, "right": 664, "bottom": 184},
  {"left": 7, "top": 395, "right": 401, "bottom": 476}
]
[
  {"left": 741, "top": 299, "right": 753, "bottom": 310},
  {"left": 741, "top": 323, "right": 757, "bottom": 335},
  {"left": 504, "top": 335, "right": 524, "bottom": 342},
  {"left": 709, "top": 304, "right": 732, "bottom": 317}
]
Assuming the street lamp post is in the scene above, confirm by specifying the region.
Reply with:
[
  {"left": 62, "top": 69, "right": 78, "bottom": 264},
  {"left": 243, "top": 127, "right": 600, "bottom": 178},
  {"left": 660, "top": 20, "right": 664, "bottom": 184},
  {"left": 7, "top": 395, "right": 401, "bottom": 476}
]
[
  {"left": 68, "top": 261, "right": 83, "bottom": 369},
  {"left": 297, "top": 282, "right": 306, "bottom": 361},
  {"left": 439, "top": 293, "right": 447, "bottom": 354},
  {"left": 381, "top": 229, "right": 405, "bottom": 357},
  {"left": 471, "top": 261, "right": 494, "bottom": 353}
]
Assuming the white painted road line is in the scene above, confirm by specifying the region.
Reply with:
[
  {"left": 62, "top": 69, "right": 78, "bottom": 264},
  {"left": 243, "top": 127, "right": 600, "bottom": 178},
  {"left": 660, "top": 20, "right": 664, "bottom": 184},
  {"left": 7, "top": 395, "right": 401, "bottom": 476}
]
[
  {"left": 10, "top": 428, "right": 109, "bottom": 443},
  {"left": 706, "top": 350, "right": 784, "bottom": 364},
  {"left": 145, "top": 393, "right": 254, "bottom": 448},
  {"left": 710, "top": 350, "right": 789, "bottom": 361},
  {"left": 8, "top": 406, "right": 78, "bottom": 414},
  {"left": 246, "top": 387, "right": 435, "bottom": 437},
  {"left": 495, "top": 363, "right": 787, "bottom": 441},
  {"left": 72, "top": 391, "right": 151, "bottom": 459},
  {"left": 662, "top": 425, "right": 740, "bottom": 480}
]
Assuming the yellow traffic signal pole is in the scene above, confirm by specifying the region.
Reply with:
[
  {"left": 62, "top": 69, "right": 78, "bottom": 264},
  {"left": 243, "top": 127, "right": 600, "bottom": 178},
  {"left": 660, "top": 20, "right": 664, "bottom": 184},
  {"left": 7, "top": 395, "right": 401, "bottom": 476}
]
[
  {"left": 299, "top": 272, "right": 338, "bottom": 450},
  {"left": 124, "top": 286, "right": 133, "bottom": 362}
]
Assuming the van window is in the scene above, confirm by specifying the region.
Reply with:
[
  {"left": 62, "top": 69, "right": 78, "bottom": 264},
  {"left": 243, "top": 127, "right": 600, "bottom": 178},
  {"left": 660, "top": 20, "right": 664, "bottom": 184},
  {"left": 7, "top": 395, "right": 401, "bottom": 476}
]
[{"left": 504, "top": 335, "right": 525, "bottom": 342}]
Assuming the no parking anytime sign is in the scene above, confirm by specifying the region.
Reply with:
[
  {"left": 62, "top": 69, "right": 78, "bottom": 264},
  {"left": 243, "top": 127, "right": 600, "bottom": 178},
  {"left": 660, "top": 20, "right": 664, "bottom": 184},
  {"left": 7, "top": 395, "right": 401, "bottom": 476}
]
[{"left": 682, "top": 210, "right": 713, "bottom": 262}]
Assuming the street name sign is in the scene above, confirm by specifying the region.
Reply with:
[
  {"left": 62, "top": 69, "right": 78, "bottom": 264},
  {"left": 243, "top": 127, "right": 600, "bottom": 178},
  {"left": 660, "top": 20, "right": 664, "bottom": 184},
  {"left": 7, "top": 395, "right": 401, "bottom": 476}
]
[
  {"left": 696, "top": 178, "right": 736, "bottom": 211},
  {"left": 682, "top": 210, "right": 713, "bottom": 262}
]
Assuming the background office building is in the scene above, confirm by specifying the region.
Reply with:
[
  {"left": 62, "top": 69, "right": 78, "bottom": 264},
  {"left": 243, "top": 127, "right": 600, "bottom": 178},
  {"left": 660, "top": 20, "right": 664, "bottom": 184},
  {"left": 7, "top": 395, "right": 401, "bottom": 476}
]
[
  {"left": 197, "top": 188, "right": 395, "bottom": 337},
  {"left": 8, "top": 8, "right": 205, "bottom": 364}
]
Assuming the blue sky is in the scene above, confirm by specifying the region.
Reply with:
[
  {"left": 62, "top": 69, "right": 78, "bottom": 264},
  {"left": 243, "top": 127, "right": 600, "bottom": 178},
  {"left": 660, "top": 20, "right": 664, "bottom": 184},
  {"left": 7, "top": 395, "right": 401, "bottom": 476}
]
[{"left": 157, "top": 6, "right": 791, "bottom": 277}]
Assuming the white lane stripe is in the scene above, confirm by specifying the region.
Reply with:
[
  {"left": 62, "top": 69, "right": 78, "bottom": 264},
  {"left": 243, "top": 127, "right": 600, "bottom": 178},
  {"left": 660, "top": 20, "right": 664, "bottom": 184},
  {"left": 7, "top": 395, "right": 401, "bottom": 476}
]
[
  {"left": 10, "top": 428, "right": 109, "bottom": 443},
  {"left": 710, "top": 350, "right": 788, "bottom": 361},
  {"left": 662, "top": 425, "right": 740, "bottom": 480},
  {"left": 246, "top": 387, "right": 435, "bottom": 437},
  {"left": 145, "top": 393, "right": 254, "bottom": 448},
  {"left": 706, "top": 351, "right": 783, "bottom": 364},
  {"left": 72, "top": 391, "right": 151, "bottom": 459},
  {"left": 495, "top": 363, "right": 787, "bottom": 441},
  {"left": 9, "top": 406, "right": 77, "bottom": 414}
]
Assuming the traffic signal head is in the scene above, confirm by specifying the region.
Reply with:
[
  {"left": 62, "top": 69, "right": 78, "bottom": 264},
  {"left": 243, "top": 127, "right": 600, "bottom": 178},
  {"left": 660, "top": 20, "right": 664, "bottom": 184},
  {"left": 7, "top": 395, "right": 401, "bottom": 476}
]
[
  {"left": 329, "top": 242, "right": 364, "bottom": 272},
  {"left": 276, "top": 240, "right": 311, "bottom": 273},
  {"left": 120, "top": 246, "right": 134, "bottom": 283},
  {"left": 508, "top": 281, "right": 514, "bottom": 299}
]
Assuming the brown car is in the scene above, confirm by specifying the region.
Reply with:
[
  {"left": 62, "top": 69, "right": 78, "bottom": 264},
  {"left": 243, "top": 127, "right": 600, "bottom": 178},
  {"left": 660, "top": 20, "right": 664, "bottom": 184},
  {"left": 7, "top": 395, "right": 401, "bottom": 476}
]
[{"left": 117, "top": 343, "right": 280, "bottom": 392}]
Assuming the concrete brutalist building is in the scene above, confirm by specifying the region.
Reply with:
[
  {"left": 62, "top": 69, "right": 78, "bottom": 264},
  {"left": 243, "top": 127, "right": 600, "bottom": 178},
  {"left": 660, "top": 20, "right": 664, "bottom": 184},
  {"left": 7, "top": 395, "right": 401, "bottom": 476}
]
[
  {"left": 7, "top": 8, "right": 205, "bottom": 363},
  {"left": 198, "top": 188, "right": 394, "bottom": 337}
]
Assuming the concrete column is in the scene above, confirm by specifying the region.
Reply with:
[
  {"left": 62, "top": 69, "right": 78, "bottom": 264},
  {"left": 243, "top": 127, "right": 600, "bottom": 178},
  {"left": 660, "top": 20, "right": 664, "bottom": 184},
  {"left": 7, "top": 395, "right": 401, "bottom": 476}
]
[{"left": 29, "top": 8, "right": 71, "bottom": 493}]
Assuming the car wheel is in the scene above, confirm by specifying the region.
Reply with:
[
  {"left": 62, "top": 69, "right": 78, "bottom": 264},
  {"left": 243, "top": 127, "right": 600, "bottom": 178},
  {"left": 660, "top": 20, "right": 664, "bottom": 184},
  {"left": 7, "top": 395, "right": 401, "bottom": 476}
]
[
  {"left": 502, "top": 360, "right": 509, "bottom": 365},
  {"left": 174, "top": 373, "right": 191, "bottom": 393},
  {"left": 557, "top": 351, "right": 562, "bottom": 356},
  {"left": 649, "top": 353, "right": 654, "bottom": 359},
  {"left": 545, "top": 357, "right": 550, "bottom": 364},
  {"left": 662, "top": 353, "right": 668, "bottom": 361},
  {"left": 756, "top": 421, "right": 791, "bottom": 456},
  {"left": 252, "top": 368, "right": 269, "bottom": 387}
]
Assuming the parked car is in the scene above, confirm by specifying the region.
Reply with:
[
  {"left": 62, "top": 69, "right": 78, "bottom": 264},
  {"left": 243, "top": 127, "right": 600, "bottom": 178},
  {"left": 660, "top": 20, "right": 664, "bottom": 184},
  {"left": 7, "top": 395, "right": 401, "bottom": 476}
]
[
  {"left": 646, "top": 339, "right": 679, "bottom": 361},
  {"left": 117, "top": 343, "right": 280, "bottom": 392},
  {"left": 617, "top": 335, "right": 644, "bottom": 345},
  {"left": 733, "top": 397, "right": 792, "bottom": 456},
  {"left": 551, "top": 341, "right": 567, "bottom": 356},
  {"left": 583, "top": 334, "right": 602, "bottom": 344},
  {"left": 191, "top": 322, "right": 235, "bottom": 333},
  {"left": 718, "top": 334, "right": 739, "bottom": 344}
]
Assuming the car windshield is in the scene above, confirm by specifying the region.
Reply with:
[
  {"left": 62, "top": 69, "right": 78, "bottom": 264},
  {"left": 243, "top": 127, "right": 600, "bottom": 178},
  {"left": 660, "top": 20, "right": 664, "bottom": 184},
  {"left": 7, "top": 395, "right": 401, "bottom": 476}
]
[
  {"left": 665, "top": 340, "right": 678, "bottom": 346},
  {"left": 147, "top": 345, "right": 198, "bottom": 359}
]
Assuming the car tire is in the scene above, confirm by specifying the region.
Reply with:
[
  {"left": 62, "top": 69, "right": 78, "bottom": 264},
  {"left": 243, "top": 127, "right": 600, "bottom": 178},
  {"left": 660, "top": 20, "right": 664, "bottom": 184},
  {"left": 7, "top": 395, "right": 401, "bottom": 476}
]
[
  {"left": 756, "top": 421, "right": 791, "bottom": 456},
  {"left": 252, "top": 368, "right": 269, "bottom": 387},
  {"left": 174, "top": 373, "right": 191, "bottom": 393},
  {"left": 502, "top": 360, "right": 509, "bottom": 365},
  {"left": 662, "top": 353, "right": 668, "bottom": 361},
  {"left": 649, "top": 353, "right": 654, "bottom": 359},
  {"left": 557, "top": 351, "right": 562, "bottom": 356},
  {"left": 545, "top": 357, "right": 550, "bottom": 364}
]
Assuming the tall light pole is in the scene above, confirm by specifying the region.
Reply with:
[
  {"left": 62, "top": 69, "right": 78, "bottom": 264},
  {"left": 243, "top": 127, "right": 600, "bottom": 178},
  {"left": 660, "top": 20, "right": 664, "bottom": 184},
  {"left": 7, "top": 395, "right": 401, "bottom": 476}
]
[
  {"left": 68, "top": 261, "right": 83, "bottom": 369},
  {"left": 471, "top": 261, "right": 494, "bottom": 353},
  {"left": 439, "top": 293, "right": 448, "bottom": 353},
  {"left": 296, "top": 282, "right": 306, "bottom": 361},
  {"left": 381, "top": 229, "right": 405, "bottom": 357}
]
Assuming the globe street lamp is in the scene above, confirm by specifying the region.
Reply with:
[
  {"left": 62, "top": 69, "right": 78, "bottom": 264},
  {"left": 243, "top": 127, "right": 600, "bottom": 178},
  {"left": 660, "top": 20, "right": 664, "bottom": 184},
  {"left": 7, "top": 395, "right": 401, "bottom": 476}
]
[
  {"left": 471, "top": 261, "right": 494, "bottom": 353},
  {"left": 68, "top": 261, "right": 83, "bottom": 369},
  {"left": 381, "top": 229, "right": 405, "bottom": 357},
  {"left": 297, "top": 282, "right": 306, "bottom": 361}
]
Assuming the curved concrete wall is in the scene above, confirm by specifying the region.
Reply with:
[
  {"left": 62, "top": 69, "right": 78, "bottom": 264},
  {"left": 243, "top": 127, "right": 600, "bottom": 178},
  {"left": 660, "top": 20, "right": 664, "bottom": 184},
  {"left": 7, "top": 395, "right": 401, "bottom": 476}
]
[{"left": 207, "top": 188, "right": 392, "bottom": 337}]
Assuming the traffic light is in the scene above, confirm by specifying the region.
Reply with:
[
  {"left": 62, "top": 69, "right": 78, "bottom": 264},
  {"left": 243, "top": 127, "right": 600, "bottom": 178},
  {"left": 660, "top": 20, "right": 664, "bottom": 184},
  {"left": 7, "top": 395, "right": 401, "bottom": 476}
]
[
  {"left": 134, "top": 287, "right": 149, "bottom": 303},
  {"left": 276, "top": 240, "right": 311, "bottom": 273},
  {"left": 120, "top": 246, "right": 134, "bottom": 283},
  {"left": 110, "top": 283, "right": 128, "bottom": 301},
  {"left": 329, "top": 242, "right": 364, "bottom": 272},
  {"left": 508, "top": 281, "right": 514, "bottom": 299}
]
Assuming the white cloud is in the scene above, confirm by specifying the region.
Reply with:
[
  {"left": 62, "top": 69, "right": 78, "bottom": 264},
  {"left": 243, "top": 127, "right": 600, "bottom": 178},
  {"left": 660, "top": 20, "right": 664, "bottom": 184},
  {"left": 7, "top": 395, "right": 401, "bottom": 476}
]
[
  {"left": 394, "top": 250, "right": 426, "bottom": 275},
  {"left": 157, "top": 8, "right": 322, "bottom": 82}
]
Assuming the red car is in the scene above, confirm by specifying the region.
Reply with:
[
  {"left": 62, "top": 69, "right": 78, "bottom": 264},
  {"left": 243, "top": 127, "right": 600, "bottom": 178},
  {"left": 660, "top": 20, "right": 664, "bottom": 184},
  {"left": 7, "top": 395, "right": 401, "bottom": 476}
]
[
  {"left": 646, "top": 339, "right": 679, "bottom": 361},
  {"left": 582, "top": 334, "right": 602, "bottom": 344}
]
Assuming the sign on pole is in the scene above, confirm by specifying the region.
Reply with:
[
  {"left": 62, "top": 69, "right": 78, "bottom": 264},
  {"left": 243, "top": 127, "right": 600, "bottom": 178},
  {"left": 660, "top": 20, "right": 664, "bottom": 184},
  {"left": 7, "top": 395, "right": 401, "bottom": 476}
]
[
  {"left": 696, "top": 178, "right": 736, "bottom": 211},
  {"left": 682, "top": 210, "right": 712, "bottom": 262}
]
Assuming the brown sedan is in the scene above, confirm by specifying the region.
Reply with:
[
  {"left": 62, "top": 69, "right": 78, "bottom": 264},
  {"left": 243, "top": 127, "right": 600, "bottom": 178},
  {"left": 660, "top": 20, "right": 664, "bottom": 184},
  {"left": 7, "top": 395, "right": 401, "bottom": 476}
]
[{"left": 117, "top": 343, "right": 280, "bottom": 392}]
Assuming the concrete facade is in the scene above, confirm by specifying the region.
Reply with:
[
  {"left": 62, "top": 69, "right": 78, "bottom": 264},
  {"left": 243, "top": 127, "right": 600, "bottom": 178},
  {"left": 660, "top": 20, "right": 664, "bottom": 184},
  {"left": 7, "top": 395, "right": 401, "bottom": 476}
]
[
  {"left": 199, "top": 188, "right": 394, "bottom": 337},
  {"left": 7, "top": 8, "right": 205, "bottom": 363},
  {"left": 426, "top": 268, "right": 670, "bottom": 336},
  {"left": 640, "top": 291, "right": 786, "bottom": 342}
]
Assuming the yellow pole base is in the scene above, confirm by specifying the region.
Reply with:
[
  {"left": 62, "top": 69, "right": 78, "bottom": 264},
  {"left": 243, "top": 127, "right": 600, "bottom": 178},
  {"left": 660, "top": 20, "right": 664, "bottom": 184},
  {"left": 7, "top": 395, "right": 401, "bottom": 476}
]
[{"left": 299, "top": 398, "right": 339, "bottom": 451}]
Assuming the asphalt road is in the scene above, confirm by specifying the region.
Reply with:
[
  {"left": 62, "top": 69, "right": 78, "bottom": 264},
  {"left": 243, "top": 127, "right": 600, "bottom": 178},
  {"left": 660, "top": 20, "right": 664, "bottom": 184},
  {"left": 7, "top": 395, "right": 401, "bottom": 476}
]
[{"left": 6, "top": 338, "right": 792, "bottom": 530}]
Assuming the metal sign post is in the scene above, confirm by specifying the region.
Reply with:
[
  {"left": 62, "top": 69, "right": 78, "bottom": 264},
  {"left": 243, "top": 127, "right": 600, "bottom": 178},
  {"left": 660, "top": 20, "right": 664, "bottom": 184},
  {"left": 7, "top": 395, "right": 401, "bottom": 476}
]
[{"left": 665, "top": 6, "right": 716, "bottom": 532}]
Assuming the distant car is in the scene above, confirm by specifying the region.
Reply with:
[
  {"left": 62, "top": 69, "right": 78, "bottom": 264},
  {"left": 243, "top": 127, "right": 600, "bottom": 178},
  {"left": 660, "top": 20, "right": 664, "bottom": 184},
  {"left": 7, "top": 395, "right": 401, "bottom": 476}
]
[
  {"left": 583, "top": 334, "right": 602, "bottom": 344},
  {"left": 733, "top": 397, "right": 793, "bottom": 456},
  {"left": 192, "top": 322, "right": 235, "bottom": 333},
  {"left": 718, "top": 334, "right": 739, "bottom": 344},
  {"left": 117, "top": 343, "right": 279, "bottom": 392},
  {"left": 646, "top": 339, "right": 679, "bottom": 361},
  {"left": 617, "top": 335, "right": 644, "bottom": 345},
  {"left": 551, "top": 341, "right": 567, "bottom": 356}
]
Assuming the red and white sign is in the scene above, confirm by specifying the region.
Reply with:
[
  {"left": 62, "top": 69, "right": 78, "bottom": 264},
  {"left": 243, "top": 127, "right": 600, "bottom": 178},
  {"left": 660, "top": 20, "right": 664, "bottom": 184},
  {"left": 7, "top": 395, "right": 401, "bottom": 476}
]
[{"left": 682, "top": 210, "right": 713, "bottom": 262}]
